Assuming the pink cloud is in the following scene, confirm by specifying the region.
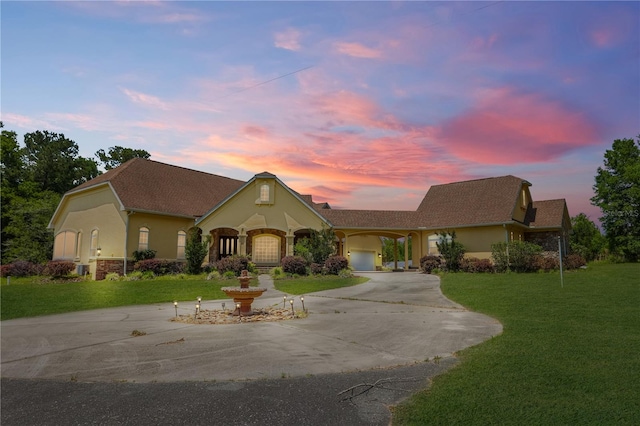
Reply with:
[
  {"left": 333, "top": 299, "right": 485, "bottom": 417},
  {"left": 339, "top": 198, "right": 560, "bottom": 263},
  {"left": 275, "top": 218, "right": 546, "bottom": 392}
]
[
  {"left": 2, "top": 113, "right": 61, "bottom": 131},
  {"left": 436, "top": 87, "right": 602, "bottom": 165},
  {"left": 121, "top": 88, "right": 168, "bottom": 110},
  {"left": 333, "top": 41, "right": 383, "bottom": 59},
  {"left": 274, "top": 28, "right": 302, "bottom": 51}
]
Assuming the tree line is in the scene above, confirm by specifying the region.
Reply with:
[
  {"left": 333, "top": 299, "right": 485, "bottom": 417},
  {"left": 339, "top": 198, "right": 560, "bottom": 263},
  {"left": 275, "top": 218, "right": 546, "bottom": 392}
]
[
  {"left": 1, "top": 122, "right": 149, "bottom": 264},
  {"left": 1, "top": 123, "right": 638, "bottom": 266}
]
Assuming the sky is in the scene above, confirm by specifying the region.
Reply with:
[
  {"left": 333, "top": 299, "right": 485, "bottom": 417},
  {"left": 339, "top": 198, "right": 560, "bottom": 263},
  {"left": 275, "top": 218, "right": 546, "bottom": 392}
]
[{"left": 2, "top": 1, "right": 639, "bottom": 224}]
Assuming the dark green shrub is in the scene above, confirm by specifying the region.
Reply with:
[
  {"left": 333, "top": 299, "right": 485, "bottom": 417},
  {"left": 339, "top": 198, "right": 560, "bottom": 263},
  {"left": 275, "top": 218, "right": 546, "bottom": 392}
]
[
  {"left": 44, "top": 260, "right": 76, "bottom": 277},
  {"left": 132, "top": 249, "right": 157, "bottom": 262},
  {"left": 281, "top": 256, "right": 308, "bottom": 275},
  {"left": 420, "top": 255, "right": 442, "bottom": 274},
  {"left": 436, "top": 232, "right": 465, "bottom": 272},
  {"left": 325, "top": 255, "right": 348, "bottom": 275},
  {"left": 134, "top": 259, "right": 184, "bottom": 275},
  {"left": 491, "top": 241, "right": 542, "bottom": 273},
  {"left": 534, "top": 255, "right": 559, "bottom": 272},
  {"left": 185, "top": 228, "right": 210, "bottom": 275},
  {"left": 215, "top": 255, "right": 250, "bottom": 276}
]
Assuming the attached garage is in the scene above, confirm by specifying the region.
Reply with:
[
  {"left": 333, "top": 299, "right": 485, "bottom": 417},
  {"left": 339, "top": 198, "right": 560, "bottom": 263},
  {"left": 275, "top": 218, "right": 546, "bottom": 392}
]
[{"left": 349, "top": 250, "right": 375, "bottom": 271}]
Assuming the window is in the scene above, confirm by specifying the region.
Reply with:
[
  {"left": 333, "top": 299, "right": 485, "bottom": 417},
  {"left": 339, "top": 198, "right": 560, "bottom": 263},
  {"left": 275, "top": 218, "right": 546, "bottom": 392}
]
[
  {"left": 76, "top": 232, "right": 82, "bottom": 258},
  {"left": 90, "top": 229, "right": 99, "bottom": 257},
  {"left": 253, "top": 235, "right": 280, "bottom": 264},
  {"left": 427, "top": 235, "right": 439, "bottom": 255},
  {"left": 53, "top": 231, "right": 76, "bottom": 260},
  {"left": 260, "top": 184, "right": 270, "bottom": 202},
  {"left": 177, "top": 231, "right": 186, "bottom": 259},
  {"left": 138, "top": 227, "right": 149, "bottom": 251}
]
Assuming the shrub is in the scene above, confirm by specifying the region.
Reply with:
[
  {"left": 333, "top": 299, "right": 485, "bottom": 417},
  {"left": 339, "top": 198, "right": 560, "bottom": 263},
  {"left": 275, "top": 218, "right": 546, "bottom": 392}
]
[
  {"left": 124, "top": 271, "right": 144, "bottom": 281},
  {"left": 44, "top": 261, "right": 76, "bottom": 278},
  {"left": 105, "top": 272, "right": 121, "bottom": 281},
  {"left": 460, "top": 257, "right": 494, "bottom": 273},
  {"left": 270, "top": 266, "right": 284, "bottom": 279},
  {"left": 420, "top": 255, "right": 443, "bottom": 274},
  {"left": 325, "top": 255, "right": 348, "bottom": 275},
  {"left": 206, "top": 271, "right": 221, "bottom": 281},
  {"left": 281, "top": 255, "right": 308, "bottom": 275},
  {"left": 185, "top": 228, "right": 210, "bottom": 275},
  {"left": 215, "top": 255, "right": 251, "bottom": 276},
  {"left": 491, "top": 241, "right": 542, "bottom": 273},
  {"left": 310, "top": 263, "right": 324, "bottom": 275},
  {"left": 132, "top": 249, "right": 157, "bottom": 262},
  {"left": 534, "top": 255, "right": 558, "bottom": 272},
  {"left": 564, "top": 254, "right": 586, "bottom": 270},
  {"left": 338, "top": 268, "right": 353, "bottom": 278},
  {"left": 222, "top": 270, "right": 236, "bottom": 280},
  {"left": 0, "top": 264, "right": 10, "bottom": 278},
  {"left": 134, "top": 259, "right": 184, "bottom": 275},
  {"left": 436, "top": 232, "right": 465, "bottom": 272},
  {"left": 2, "top": 260, "right": 42, "bottom": 277}
]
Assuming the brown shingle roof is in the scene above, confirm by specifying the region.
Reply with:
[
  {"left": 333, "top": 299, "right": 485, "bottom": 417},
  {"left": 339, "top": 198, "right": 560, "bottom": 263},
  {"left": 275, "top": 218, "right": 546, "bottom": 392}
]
[
  {"left": 319, "top": 209, "right": 417, "bottom": 229},
  {"left": 525, "top": 199, "right": 568, "bottom": 229},
  {"left": 415, "top": 175, "right": 528, "bottom": 228},
  {"left": 71, "top": 158, "right": 245, "bottom": 217}
]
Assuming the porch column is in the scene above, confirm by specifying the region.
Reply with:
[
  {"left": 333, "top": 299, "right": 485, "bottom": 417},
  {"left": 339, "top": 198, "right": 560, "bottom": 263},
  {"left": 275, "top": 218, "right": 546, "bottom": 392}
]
[
  {"left": 285, "top": 229, "right": 295, "bottom": 257},
  {"left": 404, "top": 234, "right": 409, "bottom": 270},
  {"left": 394, "top": 238, "right": 398, "bottom": 270}
]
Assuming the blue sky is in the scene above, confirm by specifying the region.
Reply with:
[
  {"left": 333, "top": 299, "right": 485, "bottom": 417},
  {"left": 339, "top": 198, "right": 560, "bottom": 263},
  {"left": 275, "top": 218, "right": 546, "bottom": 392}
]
[{"left": 2, "top": 1, "right": 639, "bottom": 223}]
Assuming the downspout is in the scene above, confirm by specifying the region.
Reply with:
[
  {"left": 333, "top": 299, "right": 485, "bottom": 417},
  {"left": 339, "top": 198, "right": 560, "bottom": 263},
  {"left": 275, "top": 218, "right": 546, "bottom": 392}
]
[
  {"left": 503, "top": 224, "right": 510, "bottom": 271},
  {"left": 124, "top": 211, "right": 134, "bottom": 276}
]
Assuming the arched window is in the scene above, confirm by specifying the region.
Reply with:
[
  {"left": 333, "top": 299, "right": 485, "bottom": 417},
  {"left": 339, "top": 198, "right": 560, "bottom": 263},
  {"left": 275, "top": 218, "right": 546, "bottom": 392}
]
[
  {"left": 260, "top": 184, "right": 270, "bottom": 202},
  {"left": 138, "top": 227, "right": 150, "bottom": 251},
  {"left": 177, "top": 231, "right": 187, "bottom": 259},
  {"left": 53, "top": 231, "right": 76, "bottom": 260},
  {"left": 252, "top": 234, "right": 280, "bottom": 264},
  {"left": 90, "top": 229, "right": 99, "bottom": 257}
]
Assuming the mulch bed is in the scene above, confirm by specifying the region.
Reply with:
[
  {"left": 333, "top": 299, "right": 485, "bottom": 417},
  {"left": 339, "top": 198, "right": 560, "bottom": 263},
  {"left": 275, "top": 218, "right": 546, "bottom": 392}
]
[{"left": 170, "top": 307, "right": 306, "bottom": 325}]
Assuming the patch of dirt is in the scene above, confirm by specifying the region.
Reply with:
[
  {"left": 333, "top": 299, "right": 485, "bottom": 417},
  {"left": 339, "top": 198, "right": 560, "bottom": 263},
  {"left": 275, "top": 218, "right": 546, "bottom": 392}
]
[{"left": 170, "top": 307, "right": 306, "bottom": 325}]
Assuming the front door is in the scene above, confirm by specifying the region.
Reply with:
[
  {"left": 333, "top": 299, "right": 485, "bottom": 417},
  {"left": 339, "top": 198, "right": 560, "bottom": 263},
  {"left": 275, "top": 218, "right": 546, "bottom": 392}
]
[{"left": 252, "top": 234, "right": 280, "bottom": 265}]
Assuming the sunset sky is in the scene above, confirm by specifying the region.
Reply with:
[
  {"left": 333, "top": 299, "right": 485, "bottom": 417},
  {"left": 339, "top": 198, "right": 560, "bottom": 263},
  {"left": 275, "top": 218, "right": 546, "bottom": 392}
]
[{"left": 3, "top": 1, "right": 639, "bottom": 223}]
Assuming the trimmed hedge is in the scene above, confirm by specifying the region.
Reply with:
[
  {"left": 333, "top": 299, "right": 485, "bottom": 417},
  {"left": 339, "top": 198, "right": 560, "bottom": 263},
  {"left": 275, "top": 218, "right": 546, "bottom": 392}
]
[
  {"left": 324, "top": 256, "right": 348, "bottom": 275},
  {"left": 420, "top": 255, "right": 443, "bottom": 274},
  {"left": 460, "top": 257, "right": 494, "bottom": 273},
  {"left": 281, "top": 256, "right": 308, "bottom": 275},
  {"left": 215, "top": 255, "right": 251, "bottom": 277},
  {"left": 44, "top": 261, "right": 76, "bottom": 277},
  {"left": 134, "top": 259, "right": 185, "bottom": 275}
]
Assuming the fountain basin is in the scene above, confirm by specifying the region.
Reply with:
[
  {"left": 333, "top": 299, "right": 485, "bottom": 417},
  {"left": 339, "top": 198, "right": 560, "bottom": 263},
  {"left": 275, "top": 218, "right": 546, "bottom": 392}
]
[{"left": 221, "top": 287, "right": 267, "bottom": 316}]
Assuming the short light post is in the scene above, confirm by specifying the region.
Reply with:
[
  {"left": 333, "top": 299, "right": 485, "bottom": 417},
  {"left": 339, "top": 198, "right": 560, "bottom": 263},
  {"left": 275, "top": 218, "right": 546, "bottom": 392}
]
[
  {"left": 195, "top": 303, "right": 200, "bottom": 317},
  {"left": 173, "top": 301, "right": 178, "bottom": 318},
  {"left": 236, "top": 302, "right": 241, "bottom": 321},
  {"left": 300, "top": 296, "right": 305, "bottom": 313},
  {"left": 289, "top": 298, "right": 294, "bottom": 316},
  {"left": 222, "top": 302, "right": 226, "bottom": 312},
  {"left": 283, "top": 295, "right": 287, "bottom": 308}
]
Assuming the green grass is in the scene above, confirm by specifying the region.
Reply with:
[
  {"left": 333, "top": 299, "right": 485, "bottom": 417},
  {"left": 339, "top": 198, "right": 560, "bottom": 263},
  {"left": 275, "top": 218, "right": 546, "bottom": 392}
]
[
  {"left": 0, "top": 276, "right": 253, "bottom": 320},
  {"left": 273, "top": 275, "right": 369, "bottom": 295},
  {"left": 393, "top": 262, "right": 640, "bottom": 425},
  {"left": 0, "top": 274, "right": 369, "bottom": 320}
]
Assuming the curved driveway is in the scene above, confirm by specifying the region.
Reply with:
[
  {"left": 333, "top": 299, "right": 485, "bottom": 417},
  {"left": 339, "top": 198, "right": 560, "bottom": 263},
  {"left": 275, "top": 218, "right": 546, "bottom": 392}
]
[{"left": 1, "top": 272, "right": 501, "bottom": 383}]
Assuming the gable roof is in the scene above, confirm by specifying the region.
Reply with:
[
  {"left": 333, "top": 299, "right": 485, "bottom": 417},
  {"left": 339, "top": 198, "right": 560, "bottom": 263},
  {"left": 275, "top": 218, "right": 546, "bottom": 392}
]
[
  {"left": 525, "top": 199, "right": 570, "bottom": 229},
  {"left": 414, "top": 175, "right": 529, "bottom": 228},
  {"left": 70, "top": 158, "right": 245, "bottom": 218}
]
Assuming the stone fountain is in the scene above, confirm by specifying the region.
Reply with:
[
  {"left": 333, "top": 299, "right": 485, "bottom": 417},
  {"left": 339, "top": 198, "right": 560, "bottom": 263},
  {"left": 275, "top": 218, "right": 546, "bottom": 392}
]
[{"left": 221, "top": 270, "right": 267, "bottom": 316}]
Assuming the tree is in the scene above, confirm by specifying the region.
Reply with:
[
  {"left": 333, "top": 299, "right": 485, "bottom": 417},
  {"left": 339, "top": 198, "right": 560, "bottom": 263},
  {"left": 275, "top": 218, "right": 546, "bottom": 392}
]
[
  {"left": 294, "top": 227, "right": 336, "bottom": 264},
  {"left": 570, "top": 213, "right": 605, "bottom": 262},
  {"left": 23, "top": 130, "right": 99, "bottom": 194},
  {"left": 95, "top": 146, "right": 150, "bottom": 170},
  {"left": 185, "top": 228, "right": 210, "bottom": 274},
  {"left": 591, "top": 137, "right": 640, "bottom": 262},
  {"left": 436, "top": 231, "right": 465, "bottom": 272}
]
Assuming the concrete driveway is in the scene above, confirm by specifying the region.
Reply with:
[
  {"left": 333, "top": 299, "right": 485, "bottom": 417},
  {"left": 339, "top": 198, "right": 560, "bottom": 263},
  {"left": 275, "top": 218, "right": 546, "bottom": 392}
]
[{"left": 1, "top": 272, "right": 501, "bottom": 383}]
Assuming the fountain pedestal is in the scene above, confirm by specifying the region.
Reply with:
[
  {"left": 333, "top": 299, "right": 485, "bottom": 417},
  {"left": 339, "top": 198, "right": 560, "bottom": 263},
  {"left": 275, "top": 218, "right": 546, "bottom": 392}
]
[{"left": 221, "top": 270, "right": 267, "bottom": 316}]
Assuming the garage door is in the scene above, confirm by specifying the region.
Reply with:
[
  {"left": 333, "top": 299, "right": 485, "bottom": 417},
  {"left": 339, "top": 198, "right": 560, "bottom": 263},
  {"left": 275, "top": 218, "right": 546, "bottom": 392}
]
[{"left": 349, "top": 251, "right": 375, "bottom": 271}]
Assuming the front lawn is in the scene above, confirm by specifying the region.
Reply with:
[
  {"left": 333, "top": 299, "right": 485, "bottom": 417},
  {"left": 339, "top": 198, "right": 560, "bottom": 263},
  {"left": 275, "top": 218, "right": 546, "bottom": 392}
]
[
  {"left": 0, "top": 274, "right": 368, "bottom": 320},
  {"left": 273, "top": 275, "right": 369, "bottom": 295},
  {"left": 393, "top": 262, "right": 640, "bottom": 425}
]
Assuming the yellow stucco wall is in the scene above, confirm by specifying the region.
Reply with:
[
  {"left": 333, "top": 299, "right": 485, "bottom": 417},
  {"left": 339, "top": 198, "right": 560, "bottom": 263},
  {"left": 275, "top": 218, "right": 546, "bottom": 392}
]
[
  {"left": 127, "top": 213, "right": 195, "bottom": 260},
  {"left": 198, "top": 178, "right": 327, "bottom": 234}
]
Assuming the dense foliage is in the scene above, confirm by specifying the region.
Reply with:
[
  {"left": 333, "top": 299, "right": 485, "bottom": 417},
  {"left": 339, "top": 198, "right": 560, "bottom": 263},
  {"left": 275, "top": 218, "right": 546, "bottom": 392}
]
[
  {"left": 436, "top": 232, "right": 465, "bottom": 272},
  {"left": 185, "top": 228, "right": 210, "bottom": 274},
  {"left": 281, "top": 255, "right": 308, "bottom": 275},
  {"left": 570, "top": 213, "right": 606, "bottom": 261},
  {"left": 0, "top": 122, "right": 150, "bottom": 264},
  {"left": 591, "top": 137, "right": 640, "bottom": 262},
  {"left": 294, "top": 227, "right": 336, "bottom": 264}
]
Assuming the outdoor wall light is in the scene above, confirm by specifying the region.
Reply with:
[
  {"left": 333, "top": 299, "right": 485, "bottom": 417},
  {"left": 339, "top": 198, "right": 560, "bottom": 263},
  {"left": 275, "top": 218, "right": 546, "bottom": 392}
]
[
  {"left": 96, "top": 247, "right": 102, "bottom": 257},
  {"left": 347, "top": 251, "right": 351, "bottom": 256},
  {"left": 174, "top": 301, "right": 178, "bottom": 318},
  {"left": 378, "top": 252, "right": 382, "bottom": 258}
]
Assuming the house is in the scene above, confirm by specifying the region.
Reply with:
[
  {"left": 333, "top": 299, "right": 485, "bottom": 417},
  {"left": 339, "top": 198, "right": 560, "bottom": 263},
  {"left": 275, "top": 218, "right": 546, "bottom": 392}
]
[{"left": 48, "top": 159, "right": 571, "bottom": 279}]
